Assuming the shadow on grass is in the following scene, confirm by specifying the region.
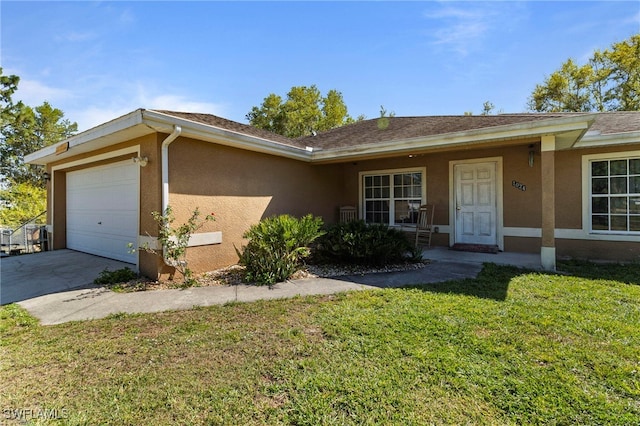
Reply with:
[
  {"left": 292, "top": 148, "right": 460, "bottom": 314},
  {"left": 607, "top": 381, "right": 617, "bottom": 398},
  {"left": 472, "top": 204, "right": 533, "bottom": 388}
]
[
  {"left": 404, "top": 263, "right": 530, "bottom": 302},
  {"left": 557, "top": 259, "right": 640, "bottom": 286}
]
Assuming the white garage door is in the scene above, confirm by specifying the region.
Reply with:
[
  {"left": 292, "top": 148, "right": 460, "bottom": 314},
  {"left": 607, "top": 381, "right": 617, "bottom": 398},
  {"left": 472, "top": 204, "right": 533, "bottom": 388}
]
[{"left": 67, "top": 160, "right": 138, "bottom": 264}]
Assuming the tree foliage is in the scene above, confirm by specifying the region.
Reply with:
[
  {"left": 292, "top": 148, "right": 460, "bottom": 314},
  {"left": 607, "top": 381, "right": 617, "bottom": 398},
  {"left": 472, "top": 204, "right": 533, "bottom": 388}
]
[
  {"left": 528, "top": 34, "right": 640, "bottom": 112},
  {"left": 0, "top": 182, "right": 46, "bottom": 226},
  {"left": 247, "top": 85, "right": 360, "bottom": 138},
  {"left": 0, "top": 68, "right": 77, "bottom": 226}
]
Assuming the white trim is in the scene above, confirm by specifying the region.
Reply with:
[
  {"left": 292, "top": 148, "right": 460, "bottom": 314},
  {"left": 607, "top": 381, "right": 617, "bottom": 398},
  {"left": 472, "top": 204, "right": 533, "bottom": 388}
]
[
  {"left": 504, "top": 227, "right": 542, "bottom": 238},
  {"left": 449, "top": 157, "right": 504, "bottom": 249},
  {"left": 502, "top": 227, "right": 639, "bottom": 242},
  {"left": 576, "top": 131, "right": 640, "bottom": 149},
  {"left": 358, "top": 166, "right": 427, "bottom": 225},
  {"left": 582, "top": 149, "right": 640, "bottom": 239},
  {"left": 138, "top": 232, "right": 223, "bottom": 250}
]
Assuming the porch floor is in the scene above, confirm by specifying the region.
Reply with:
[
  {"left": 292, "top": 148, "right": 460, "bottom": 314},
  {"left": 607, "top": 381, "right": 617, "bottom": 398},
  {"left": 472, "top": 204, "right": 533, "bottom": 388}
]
[{"left": 422, "top": 246, "right": 543, "bottom": 270}]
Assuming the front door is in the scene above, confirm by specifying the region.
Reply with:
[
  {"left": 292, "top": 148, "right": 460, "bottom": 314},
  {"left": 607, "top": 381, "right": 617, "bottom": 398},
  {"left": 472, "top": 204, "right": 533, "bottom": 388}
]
[{"left": 454, "top": 161, "right": 497, "bottom": 245}]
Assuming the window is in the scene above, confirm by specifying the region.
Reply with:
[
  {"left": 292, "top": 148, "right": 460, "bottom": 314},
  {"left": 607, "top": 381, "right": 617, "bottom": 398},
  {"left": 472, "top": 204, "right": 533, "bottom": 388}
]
[
  {"left": 590, "top": 157, "right": 640, "bottom": 233},
  {"left": 361, "top": 168, "right": 425, "bottom": 226}
]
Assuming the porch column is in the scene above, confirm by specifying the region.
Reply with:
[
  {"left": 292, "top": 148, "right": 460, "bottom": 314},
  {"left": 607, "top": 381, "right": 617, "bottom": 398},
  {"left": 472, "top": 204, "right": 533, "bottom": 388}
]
[{"left": 540, "top": 135, "right": 556, "bottom": 271}]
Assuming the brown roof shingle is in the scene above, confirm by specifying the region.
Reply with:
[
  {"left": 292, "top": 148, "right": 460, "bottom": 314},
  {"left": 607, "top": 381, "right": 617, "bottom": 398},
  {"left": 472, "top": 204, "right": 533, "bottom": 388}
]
[
  {"left": 295, "top": 114, "right": 579, "bottom": 150},
  {"left": 151, "top": 110, "right": 307, "bottom": 149},
  {"left": 153, "top": 110, "right": 640, "bottom": 152}
]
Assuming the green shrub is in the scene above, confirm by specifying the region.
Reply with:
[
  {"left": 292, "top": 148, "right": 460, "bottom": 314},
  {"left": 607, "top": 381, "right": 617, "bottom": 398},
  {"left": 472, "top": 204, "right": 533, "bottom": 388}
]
[
  {"left": 236, "top": 214, "right": 325, "bottom": 286},
  {"left": 316, "top": 220, "right": 414, "bottom": 265},
  {"left": 93, "top": 267, "right": 138, "bottom": 285}
]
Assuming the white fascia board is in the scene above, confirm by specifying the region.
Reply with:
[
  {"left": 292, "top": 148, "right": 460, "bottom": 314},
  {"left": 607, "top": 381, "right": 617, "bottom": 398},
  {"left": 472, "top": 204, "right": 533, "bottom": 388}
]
[
  {"left": 311, "top": 115, "right": 596, "bottom": 162},
  {"left": 25, "top": 110, "right": 147, "bottom": 165},
  {"left": 142, "top": 110, "right": 312, "bottom": 162},
  {"left": 574, "top": 130, "right": 640, "bottom": 149}
]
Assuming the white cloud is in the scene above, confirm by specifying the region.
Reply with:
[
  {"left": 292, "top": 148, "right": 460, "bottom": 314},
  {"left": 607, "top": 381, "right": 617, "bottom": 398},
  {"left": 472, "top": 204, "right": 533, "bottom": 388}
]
[
  {"left": 423, "top": 3, "right": 524, "bottom": 56},
  {"left": 70, "top": 88, "right": 227, "bottom": 132},
  {"left": 14, "top": 78, "right": 74, "bottom": 106}
]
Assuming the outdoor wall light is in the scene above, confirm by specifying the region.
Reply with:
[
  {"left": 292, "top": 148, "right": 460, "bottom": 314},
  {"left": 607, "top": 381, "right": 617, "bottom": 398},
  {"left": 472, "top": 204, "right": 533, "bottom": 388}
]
[
  {"left": 43, "top": 172, "right": 51, "bottom": 181},
  {"left": 528, "top": 146, "right": 535, "bottom": 168},
  {"left": 132, "top": 156, "right": 149, "bottom": 167}
]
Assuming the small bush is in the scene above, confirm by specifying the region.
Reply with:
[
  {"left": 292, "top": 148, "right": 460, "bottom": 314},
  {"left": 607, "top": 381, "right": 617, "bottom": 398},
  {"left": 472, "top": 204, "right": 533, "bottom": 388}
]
[
  {"left": 236, "top": 214, "right": 325, "bottom": 286},
  {"left": 316, "top": 220, "right": 414, "bottom": 265},
  {"left": 93, "top": 267, "right": 138, "bottom": 285}
]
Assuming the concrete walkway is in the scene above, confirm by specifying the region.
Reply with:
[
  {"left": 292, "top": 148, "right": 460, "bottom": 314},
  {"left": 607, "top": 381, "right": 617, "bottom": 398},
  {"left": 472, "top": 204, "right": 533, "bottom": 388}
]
[{"left": 2, "top": 248, "right": 540, "bottom": 325}]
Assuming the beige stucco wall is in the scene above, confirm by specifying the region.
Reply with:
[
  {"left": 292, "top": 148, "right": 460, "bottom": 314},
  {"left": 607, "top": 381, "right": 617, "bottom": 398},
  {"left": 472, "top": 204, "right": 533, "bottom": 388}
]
[{"left": 165, "top": 136, "right": 344, "bottom": 275}]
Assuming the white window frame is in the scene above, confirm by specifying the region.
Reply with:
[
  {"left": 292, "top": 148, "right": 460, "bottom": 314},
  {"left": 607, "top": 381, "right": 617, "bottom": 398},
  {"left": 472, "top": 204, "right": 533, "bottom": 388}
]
[
  {"left": 358, "top": 167, "right": 427, "bottom": 227},
  {"left": 582, "top": 150, "right": 640, "bottom": 236}
]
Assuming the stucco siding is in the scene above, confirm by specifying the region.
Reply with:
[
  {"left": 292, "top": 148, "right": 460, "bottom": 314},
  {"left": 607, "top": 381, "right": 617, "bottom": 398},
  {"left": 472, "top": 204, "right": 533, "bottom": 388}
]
[{"left": 166, "top": 137, "right": 344, "bottom": 273}]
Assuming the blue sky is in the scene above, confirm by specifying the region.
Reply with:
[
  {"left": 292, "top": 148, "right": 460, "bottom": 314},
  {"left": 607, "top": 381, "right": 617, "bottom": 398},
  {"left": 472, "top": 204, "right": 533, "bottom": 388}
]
[{"left": 2, "top": 1, "right": 639, "bottom": 132}]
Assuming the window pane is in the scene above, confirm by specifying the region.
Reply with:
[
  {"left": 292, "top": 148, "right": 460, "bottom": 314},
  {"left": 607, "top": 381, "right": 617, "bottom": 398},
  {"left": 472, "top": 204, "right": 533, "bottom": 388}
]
[
  {"left": 591, "top": 161, "right": 608, "bottom": 176},
  {"left": 630, "top": 197, "right": 640, "bottom": 214},
  {"left": 592, "top": 197, "right": 608, "bottom": 214},
  {"left": 630, "top": 216, "right": 640, "bottom": 231},
  {"left": 395, "top": 200, "right": 419, "bottom": 224},
  {"left": 394, "top": 174, "right": 402, "bottom": 185},
  {"left": 611, "top": 215, "right": 628, "bottom": 231},
  {"left": 381, "top": 187, "right": 390, "bottom": 198},
  {"left": 592, "top": 215, "right": 609, "bottom": 230},
  {"left": 381, "top": 175, "right": 389, "bottom": 186},
  {"left": 592, "top": 178, "right": 609, "bottom": 194},
  {"left": 630, "top": 176, "right": 640, "bottom": 194},
  {"left": 630, "top": 159, "right": 640, "bottom": 175},
  {"left": 365, "top": 176, "right": 372, "bottom": 187},
  {"left": 610, "top": 160, "right": 627, "bottom": 176},
  {"left": 365, "top": 188, "right": 372, "bottom": 198},
  {"left": 611, "top": 197, "right": 628, "bottom": 214},
  {"left": 611, "top": 177, "right": 627, "bottom": 194}
]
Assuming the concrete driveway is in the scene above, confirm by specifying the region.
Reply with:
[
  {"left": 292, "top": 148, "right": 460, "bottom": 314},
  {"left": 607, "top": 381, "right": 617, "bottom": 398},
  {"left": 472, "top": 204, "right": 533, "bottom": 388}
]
[{"left": 0, "top": 249, "right": 134, "bottom": 305}]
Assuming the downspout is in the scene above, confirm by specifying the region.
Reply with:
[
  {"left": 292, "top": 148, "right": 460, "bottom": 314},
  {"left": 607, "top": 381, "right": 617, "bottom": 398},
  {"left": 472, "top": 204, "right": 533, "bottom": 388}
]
[
  {"left": 160, "top": 125, "right": 182, "bottom": 265},
  {"left": 161, "top": 125, "right": 182, "bottom": 214}
]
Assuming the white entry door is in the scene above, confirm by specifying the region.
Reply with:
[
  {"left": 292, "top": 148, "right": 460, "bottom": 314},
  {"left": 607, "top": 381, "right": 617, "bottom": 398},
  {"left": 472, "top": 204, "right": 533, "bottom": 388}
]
[
  {"left": 454, "top": 161, "right": 498, "bottom": 245},
  {"left": 66, "top": 160, "right": 138, "bottom": 263}
]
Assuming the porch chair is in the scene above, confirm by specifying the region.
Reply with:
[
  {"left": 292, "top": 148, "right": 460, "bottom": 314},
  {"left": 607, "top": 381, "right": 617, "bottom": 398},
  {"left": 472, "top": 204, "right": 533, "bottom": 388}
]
[
  {"left": 415, "top": 204, "right": 435, "bottom": 248},
  {"left": 339, "top": 206, "right": 357, "bottom": 223}
]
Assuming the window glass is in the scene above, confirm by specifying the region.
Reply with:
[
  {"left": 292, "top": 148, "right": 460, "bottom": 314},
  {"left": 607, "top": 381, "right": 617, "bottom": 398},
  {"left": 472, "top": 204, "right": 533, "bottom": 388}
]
[
  {"left": 592, "top": 178, "right": 608, "bottom": 194},
  {"left": 590, "top": 157, "right": 640, "bottom": 233},
  {"left": 591, "top": 161, "right": 608, "bottom": 176},
  {"left": 363, "top": 170, "right": 424, "bottom": 225},
  {"left": 610, "top": 160, "right": 627, "bottom": 176}
]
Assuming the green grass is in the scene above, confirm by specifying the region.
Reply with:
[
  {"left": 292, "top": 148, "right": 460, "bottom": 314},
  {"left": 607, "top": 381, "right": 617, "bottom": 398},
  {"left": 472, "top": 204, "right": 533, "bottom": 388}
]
[{"left": 1, "top": 263, "right": 639, "bottom": 425}]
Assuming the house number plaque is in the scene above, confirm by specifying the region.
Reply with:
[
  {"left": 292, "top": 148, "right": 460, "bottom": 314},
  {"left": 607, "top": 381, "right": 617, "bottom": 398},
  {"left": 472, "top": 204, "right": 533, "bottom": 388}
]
[{"left": 512, "top": 180, "right": 526, "bottom": 191}]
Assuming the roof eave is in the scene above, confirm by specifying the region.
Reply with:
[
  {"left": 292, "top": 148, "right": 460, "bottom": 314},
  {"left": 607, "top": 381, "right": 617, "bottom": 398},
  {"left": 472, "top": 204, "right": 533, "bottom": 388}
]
[
  {"left": 141, "top": 110, "right": 311, "bottom": 162},
  {"left": 311, "top": 115, "right": 597, "bottom": 163},
  {"left": 25, "top": 109, "right": 312, "bottom": 166},
  {"left": 574, "top": 130, "right": 640, "bottom": 149},
  {"left": 25, "top": 109, "right": 148, "bottom": 165}
]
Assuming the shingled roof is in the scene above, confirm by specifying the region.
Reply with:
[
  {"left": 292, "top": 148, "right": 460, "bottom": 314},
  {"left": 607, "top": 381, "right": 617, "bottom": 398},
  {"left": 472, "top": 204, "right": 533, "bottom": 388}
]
[
  {"left": 155, "top": 109, "right": 640, "bottom": 152},
  {"left": 152, "top": 110, "right": 307, "bottom": 149}
]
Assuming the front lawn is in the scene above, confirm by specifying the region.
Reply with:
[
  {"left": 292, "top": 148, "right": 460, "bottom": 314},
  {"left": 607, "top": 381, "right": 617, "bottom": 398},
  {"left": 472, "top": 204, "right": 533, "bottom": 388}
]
[{"left": 1, "top": 263, "right": 639, "bottom": 425}]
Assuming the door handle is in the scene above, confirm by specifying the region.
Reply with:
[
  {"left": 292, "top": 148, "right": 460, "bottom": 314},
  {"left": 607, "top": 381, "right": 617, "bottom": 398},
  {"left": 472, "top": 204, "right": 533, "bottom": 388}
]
[{"left": 456, "top": 206, "right": 461, "bottom": 211}]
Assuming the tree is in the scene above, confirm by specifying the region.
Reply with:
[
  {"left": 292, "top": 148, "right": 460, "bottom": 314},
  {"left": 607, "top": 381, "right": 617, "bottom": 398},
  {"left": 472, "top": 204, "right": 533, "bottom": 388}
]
[
  {"left": 247, "top": 85, "right": 358, "bottom": 138},
  {"left": 0, "top": 69, "right": 77, "bottom": 225},
  {"left": 1, "top": 101, "right": 77, "bottom": 187},
  {"left": 0, "top": 182, "right": 46, "bottom": 226},
  {"left": 528, "top": 34, "right": 640, "bottom": 112}
]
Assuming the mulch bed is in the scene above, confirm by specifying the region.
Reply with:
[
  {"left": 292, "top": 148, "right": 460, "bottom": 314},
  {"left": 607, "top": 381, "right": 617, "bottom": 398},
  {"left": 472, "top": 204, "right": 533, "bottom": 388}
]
[{"left": 107, "top": 261, "right": 430, "bottom": 292}]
